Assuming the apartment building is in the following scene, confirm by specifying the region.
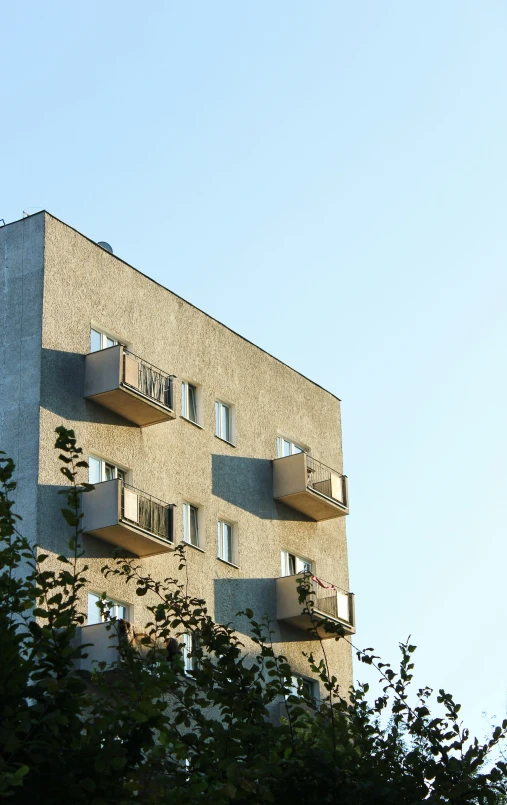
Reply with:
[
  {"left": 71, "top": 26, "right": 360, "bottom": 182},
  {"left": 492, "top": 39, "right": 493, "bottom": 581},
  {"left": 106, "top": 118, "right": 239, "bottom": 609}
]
[{"left": 0, "top": 211, "right": 354, "bottom": 698}]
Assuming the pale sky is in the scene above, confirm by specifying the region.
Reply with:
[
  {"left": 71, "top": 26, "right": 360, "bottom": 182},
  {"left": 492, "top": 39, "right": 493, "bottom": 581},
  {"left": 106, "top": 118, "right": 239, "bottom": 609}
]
[{"left": 2, "top": 1, "right": 506, "bottom": 741}]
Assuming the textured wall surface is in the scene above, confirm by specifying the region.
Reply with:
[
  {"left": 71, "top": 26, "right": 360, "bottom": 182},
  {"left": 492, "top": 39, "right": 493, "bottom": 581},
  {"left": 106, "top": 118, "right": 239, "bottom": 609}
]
[
  {"left": 8, "top": 211, "right": 354, "bottom": 695},
  {"left": 0, "top": 214, "right": 44, "bottom": 546}
]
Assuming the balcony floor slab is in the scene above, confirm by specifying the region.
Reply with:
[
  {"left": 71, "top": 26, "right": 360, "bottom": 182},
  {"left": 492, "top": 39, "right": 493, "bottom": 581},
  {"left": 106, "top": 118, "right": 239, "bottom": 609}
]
[
  {"left": 87, "top": 387, "right": 175, "bottom": 427},
  {"left": 276, "top": 489, "right": 348, "bottom": 521},
  {"left": 85, "top": 522, "right": 173, "bottom": 557}
]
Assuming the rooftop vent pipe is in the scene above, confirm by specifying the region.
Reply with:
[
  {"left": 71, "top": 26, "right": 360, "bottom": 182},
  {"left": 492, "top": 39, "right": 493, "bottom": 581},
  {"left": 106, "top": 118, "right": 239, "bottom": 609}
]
[{"left": 97, "top": 241, "right": 113, "bottom": 254}]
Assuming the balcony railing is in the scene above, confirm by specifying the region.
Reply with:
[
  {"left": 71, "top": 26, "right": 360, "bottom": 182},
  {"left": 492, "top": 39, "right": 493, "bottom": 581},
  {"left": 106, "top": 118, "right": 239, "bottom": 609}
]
[
  {"left": 82, "top": 478, "right": 174, "bottom": 557},
  {"left": 273, "top": 451, "right": 349, "bottom": 520},
  {"left": 73, "top": 621, "right": 124, "bottom": 672},
  {"left": 84, "top": 345, "right": 176, "bottom": 427},
  {"left": 123, "top": 349, "right": 173, "bottom": 410},
  {"left": 276, "top": 573, "right": 355, "bottom": 639},
  {"left": 305, "top": 455, "right": 347, "bottom": 507},
  {"left": 121, "top": 482, "right": 172, "bottom": 541},
  {"left": 310, "top": 577, "right": 354, "bottom": 626},
  {"left": 73, "top": 621, "right": 176, "bottom": 673}
]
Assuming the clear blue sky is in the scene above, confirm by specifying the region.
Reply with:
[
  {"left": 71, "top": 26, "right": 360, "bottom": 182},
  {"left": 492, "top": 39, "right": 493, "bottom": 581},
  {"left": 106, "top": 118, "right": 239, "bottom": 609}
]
[{"left": 2, "top": 1, "right": 507, "bottom": 740}]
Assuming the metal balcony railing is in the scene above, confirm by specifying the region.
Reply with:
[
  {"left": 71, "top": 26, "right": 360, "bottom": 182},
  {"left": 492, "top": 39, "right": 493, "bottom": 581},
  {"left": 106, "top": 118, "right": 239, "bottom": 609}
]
[
  {"left": 123, "top": 350, "right": 174, "bottom": 410},
  {"left": 305, "top": 454, "right": 347, "bottom": 507},
  {"left": 276, "top": 573, "right": 355, "bottom": 637},
  {"left": 309, "top": 576, "right": 354, "bottom": 626},
  {"left": 121, "top": 482, "right": 173, "bottom": 542}
]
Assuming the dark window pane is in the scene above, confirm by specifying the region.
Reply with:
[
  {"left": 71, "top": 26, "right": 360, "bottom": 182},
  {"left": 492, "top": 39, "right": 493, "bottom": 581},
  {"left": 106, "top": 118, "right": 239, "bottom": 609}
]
[
  {"left": 189, "top": 506, "right": 198, "bottom": 546},
  {"left": 188, "top": 385, "right": 197, "bottom": 423}
]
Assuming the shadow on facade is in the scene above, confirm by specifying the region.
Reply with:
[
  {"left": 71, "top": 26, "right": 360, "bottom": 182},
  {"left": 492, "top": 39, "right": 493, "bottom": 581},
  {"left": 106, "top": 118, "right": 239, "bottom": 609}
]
[
  {"left": 37, "top": 483, "right": 136, "bottom": 560},
  {"left": 213, "top": 577, "right": 320, "bottom": 645},
  {"left": 40, "top": 348, "right": 137, "bottom": 428},
  {"left": 213, "top": 577, "right": 277, "bottom": 636},
  {"left": 211, "top": 454, "right": 310, "bottom": 521}
]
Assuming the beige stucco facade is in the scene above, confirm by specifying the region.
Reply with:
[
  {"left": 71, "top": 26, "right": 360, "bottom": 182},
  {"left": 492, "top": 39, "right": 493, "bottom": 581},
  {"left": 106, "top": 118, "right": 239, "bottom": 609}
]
[{"left": 0, "top": 211, "right": 353, "bottom": 696}]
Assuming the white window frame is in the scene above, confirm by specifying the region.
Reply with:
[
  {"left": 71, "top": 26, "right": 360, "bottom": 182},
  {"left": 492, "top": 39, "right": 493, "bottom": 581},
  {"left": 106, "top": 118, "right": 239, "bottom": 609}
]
[
  {"left": 287, "top": 674, "right": 318, "bottom": 702},
  {"left": 217, "top": 518, "right": 237, "bottom": 566},
  {"left": 281, "top": 550, "right": 312, "bottom": 577},
  {"left": 182, "top": 632, "right": 199, "bottom": 674},
  {"left": 182, "top": 501, "right": 203, "bottom": 549},
  {"left": 88, "top": 592, "right": 129, "bottom": 625},
  {"left": 215, "top": 400, "right": 235, "bottom": 445},
  {"left": 88, "top": 455, "right": 127, "bottom": 484},
  {"left": 277, "top": 436, "right": 305, "bottom": 458},
  {"left": 181, "top": 381, "right": 202, "bottom": 426},
  {"left": 90, "top": 326, "right": 120, "bottom": 353}
]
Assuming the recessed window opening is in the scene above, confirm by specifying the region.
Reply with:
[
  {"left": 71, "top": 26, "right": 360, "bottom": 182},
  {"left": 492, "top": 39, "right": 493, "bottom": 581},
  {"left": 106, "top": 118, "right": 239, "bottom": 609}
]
[
  {"left": 90, "top": 327, "right": 121, "bottom": 353},
  {"left": 217, "top": 519, "right": 235, "bottom": 564},
  {"left": 182, "top": 381, "right": 199, "bottom": 424},
  {"left": 182, "top": 633, "right": 200, "bottom": 674},
  {"left": 182, "top": 502, "right": 200, "bottom": 548},
  {"left": 89, "top": 456, "right": 126, "bottom": 484},
  {"left": 281, "top": 550, "right": 312, "bottom": 577},
  {"left": 88, "top": 593, "right": 129, "bottom": 625},
  {"left": 288, "top": 674, "right": 318, "bottom": 702},
  {"left": 277, "top": 437, "right": 305, "bottom": 458},
  {"left": 215, "top": 400, "right": 234, "bottom": 444}
]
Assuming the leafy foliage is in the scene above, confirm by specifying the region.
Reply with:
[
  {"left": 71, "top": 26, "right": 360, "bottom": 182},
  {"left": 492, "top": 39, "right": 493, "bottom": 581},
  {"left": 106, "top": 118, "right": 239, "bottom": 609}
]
[{"left": 0, "top": 427, "right": 505, "bottom": 803}]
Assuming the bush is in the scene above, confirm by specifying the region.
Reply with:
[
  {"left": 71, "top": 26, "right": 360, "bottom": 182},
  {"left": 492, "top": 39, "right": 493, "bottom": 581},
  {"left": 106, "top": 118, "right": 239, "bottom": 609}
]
[{"left": 0, "top": 427, "right": 505, "bottom": 804}]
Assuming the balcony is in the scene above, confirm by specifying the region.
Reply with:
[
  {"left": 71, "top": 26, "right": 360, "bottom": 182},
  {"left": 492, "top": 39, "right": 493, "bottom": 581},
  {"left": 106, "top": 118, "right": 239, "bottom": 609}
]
[
  {"left": 74, "top": 621, "right": 157, "bottom": 672},
  {"left": 276, "top": 574, "right": 355, "bottom": 639},
  {"left": 74, "top": 621, "right": 124, "bottom": 672},
  {"left": 82, "top": 478, "right": 174, "bottom": 557},
  {"left": 85, "top": 345, "right": 175, "bottom": 427},
  {"left": 273, "top": 452, "right": 348, "bottom": 520}
]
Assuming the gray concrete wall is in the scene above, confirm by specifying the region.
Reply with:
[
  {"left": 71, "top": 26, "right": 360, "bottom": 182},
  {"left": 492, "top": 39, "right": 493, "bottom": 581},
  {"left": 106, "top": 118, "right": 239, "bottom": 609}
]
[
  {"left": 0, "top": 214, "right": 44, "bottom": 545},
  {"left": 33, "top": 211, "right": 352, "bottom": 695}
]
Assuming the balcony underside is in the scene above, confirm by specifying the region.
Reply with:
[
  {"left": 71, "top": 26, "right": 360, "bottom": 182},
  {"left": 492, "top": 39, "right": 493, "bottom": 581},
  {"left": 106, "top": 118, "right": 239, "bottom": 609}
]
[
  {"left": 280, "top": 609, "right": 355, "bottom": 639},
  {"left": 85, "top": 520, "right": 173, "bottom": 557},
  {"left": 275, "top": 489, "right": 348, "bottom": 521},
  {"left": 86, "top": 386, "right": 175, "bottom": 427}
]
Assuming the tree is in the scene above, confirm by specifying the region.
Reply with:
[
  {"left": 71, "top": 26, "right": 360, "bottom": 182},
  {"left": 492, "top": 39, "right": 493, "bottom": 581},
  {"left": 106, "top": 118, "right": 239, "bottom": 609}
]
[{"left": 0, "top": 426, "right": 506, "bottom": 804}]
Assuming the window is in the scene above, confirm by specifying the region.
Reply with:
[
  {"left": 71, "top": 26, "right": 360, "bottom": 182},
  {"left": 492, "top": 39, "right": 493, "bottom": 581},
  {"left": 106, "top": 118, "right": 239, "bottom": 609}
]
[
  {"left": 182, "top": 502, "right": 200, "bottom": 548},
  {"left": 277, "top": 437, "right": 304, "bottom": 458},
  {"left": 215, "top": 400, "right": 234, "bottom": 444},
  {"left": 181, "top": 381, "right": 199, "bottom": 424},
  {"left": 88, "top": 592, "right": 129, "bottom": 625},
  {"left": 217, "top": 519, "right": 235, "bottom": 565},
  {"left": 182, "top": 632, "right": 200, "bottom": 674},
  {"left": 90, "top": 327, "right": 118, "bottom": 352},
  {"left": 281, "top": 550, "right": 312, "bottom": 577},
  {"left": 89, "top": 456, "right": 126, "bottom": 484},
  {"left": 287, "top": 674, "right": 318, "bottom": 702}
]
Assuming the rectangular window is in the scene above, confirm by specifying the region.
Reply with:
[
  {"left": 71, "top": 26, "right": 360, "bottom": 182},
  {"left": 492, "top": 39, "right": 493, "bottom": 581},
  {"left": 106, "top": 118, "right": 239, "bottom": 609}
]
[
  {"left": 182, "top": 633, "right": 200, "bottom": 674},
  {"left": 88, "top": 592, "right": 129, "bottom": 625},
  {"left": 281, "top": 550, "right": 312, "bottom": 577},
  {"left": 182, "top": 502, "right": 200, "bottom": 547},
  {"left": 182, "top": 632, "right": 199, "bottom": 674},
  {"left": 217, "top": 519, "right": 235, "bottom": 564},
  {"left": 90, "top": 327, "right": 119, "bottom": 352},
  {"left": 89, "top": 456, "right": 126, "bottom": 484},
  {"left": 288, "top": 675, "right": 318, "bottom": 701},
  {"left": 277, "top": 437, "right": 304, "bottom": 458},
  {"left": 181, "top": 381, "right": 199, "bottom": 424},
  {"left": 215, "top": 400, "right": 233, "bottom": 444}
]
